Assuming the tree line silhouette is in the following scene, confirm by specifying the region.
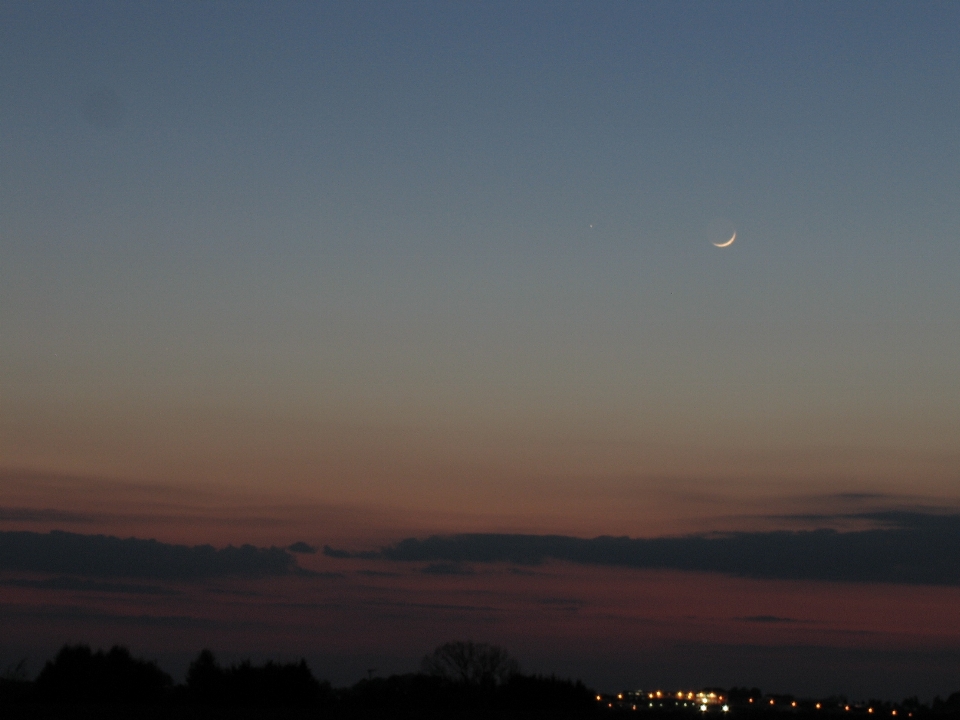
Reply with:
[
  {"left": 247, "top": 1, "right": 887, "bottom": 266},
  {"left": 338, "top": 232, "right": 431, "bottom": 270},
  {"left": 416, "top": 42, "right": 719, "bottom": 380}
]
[
  {"left": 3, "top": 641, "right": 960, "bottom": 719},
  {"left": 0, "top": 640, "right": 597, "bottom": 718}
]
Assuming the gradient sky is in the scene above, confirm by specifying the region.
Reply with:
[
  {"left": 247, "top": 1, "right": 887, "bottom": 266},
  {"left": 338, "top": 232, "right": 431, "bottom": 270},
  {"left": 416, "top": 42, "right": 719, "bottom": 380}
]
[{"left": 3, "top": 0, "right": 960, "bottom": 698}]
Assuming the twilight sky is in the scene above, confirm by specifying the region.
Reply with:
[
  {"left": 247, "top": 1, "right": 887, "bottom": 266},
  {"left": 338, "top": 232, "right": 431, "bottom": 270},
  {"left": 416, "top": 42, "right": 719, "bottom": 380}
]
[{"left": 2, "top": 0, "right": 960, "bottom": 699}]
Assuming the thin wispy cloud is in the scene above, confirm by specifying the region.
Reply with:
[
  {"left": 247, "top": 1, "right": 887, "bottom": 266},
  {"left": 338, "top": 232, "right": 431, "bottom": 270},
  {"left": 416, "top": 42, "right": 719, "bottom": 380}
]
[
  {"left": 421, "top": 562, "right": 474, "bottom": 576},
  {"left": 0, "top": 507, "right": 100, "bottom": 523},
  {"left": 0, "top": 576, "right": 178, "bottom": 596}
]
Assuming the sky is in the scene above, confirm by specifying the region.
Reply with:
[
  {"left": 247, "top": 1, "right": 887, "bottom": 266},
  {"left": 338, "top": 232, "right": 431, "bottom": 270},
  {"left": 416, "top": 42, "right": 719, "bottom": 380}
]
[{"left": 2, "top": 0, "right": 960, "bottom": 700}]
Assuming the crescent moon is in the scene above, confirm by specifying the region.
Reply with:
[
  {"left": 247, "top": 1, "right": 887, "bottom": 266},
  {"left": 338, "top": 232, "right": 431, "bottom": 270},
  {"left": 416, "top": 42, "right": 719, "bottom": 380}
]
[{"left": 713, "top": 231, "right": 736, "bottom": 248}]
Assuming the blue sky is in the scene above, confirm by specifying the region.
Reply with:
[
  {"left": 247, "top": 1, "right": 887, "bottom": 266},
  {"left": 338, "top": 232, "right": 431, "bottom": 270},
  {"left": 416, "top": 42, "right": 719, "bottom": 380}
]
[
  {"left": 2, "top": 1, "right": 960, "bottom": 692},
  {"left": 4, "top": 1, "right": 960, "bottom": 512}
]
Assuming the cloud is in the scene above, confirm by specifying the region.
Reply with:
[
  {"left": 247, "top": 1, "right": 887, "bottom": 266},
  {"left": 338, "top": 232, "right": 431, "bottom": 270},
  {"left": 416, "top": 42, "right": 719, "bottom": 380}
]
[
  {"left": 0, "top": 507, "right": 99, "bottom": 523},
  {"left": 323, "top": 545, "right": 379, "bottom": 560},
  {"left": 332, "top": 512, "right": 960, "bottom": 587},
  {"left": 6, "top": 605, "right": 218, "bottom": 629},
  {"left": 833, "top": 492, "right": 890, "bottom": 500},
  {"left": 322, "top": 545, "right": 353, "bottom": 559},
  {"left": 0, "top": 503, "right": 285, "bottom": 529},
  {"left": 0, "top": 576, "right": 178, "bottom": 595},
  {"left": 288, "top": 542, "right": 317, "bottom": 554},
  {"left": 0, "top": 531, "right": 298, "bottom": 580},
  {"left": 295, "top": 570, "right": 346, "bottom": 579},
  {"left": 421, "top": 562, "right": 474, "bottom": 576}
]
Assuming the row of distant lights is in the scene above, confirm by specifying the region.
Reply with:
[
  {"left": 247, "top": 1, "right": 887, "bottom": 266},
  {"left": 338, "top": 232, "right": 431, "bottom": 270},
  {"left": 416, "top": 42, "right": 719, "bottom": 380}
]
[
  {"left": 598, "top": 691, "right": 730, "bottom": 713},
  {"left": 749, "top": 698, "right": 911, "bottom": 716},
  {"left": 596, "top": 692, "right": 912, "bottom": 716}
]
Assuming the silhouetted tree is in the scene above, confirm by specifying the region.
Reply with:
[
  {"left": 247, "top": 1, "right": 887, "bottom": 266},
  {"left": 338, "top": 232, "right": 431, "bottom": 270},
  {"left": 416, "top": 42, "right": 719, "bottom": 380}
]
[
  {"left": 902, "top": 696, "right": 923, "bottom": 711},
  {"left": 933, "top": 692, "right": 960, "bottom": 715},
  {"left": 185, "top": 648, "right": 328, "bottom": 707},
  {"left": 342, "top": 669, "right": 598, "bottom": 720},
  {"left": 35, "top": 644, "right": 171, "bottom": 704},
  {"left": 229, "top": 658, "right": 326, "bottom": 706},
  {"left": 501, "top": 674, "right": 598, "bottom": 717},
  {"left": 422, "top": 641, "right": 519, "bottom": 686},
  {"left": 185, "top": 648, "right": 222, "bottom": 702},
  {"left": 343, "top": 673, "right": 452, "bottom": 717},
  {"left": 0, "top": 658, "right": 31, "bottom": 704}
]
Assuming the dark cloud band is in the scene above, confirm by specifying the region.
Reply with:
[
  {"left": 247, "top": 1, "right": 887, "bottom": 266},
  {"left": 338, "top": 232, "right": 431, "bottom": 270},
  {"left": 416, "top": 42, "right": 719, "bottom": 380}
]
[
  {"left": 330, "top": 512, "right": 960, "bottom": 587},
  {"left": 0, "top": 530, "right": 297, "bottom": 579}
]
